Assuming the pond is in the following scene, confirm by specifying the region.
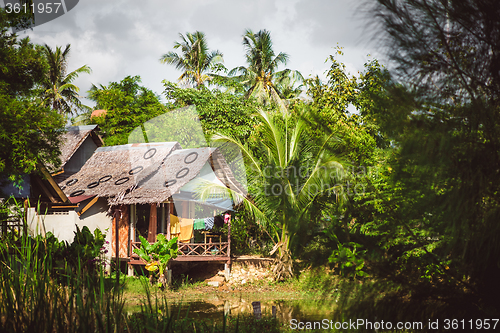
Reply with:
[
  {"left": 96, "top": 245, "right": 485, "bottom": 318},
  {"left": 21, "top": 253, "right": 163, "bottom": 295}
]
[{"left": 133, "top": 297, "right": 338, "bottom": 324}]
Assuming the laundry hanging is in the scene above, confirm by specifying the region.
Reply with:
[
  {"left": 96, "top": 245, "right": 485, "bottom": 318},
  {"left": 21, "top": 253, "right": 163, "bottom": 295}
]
[
  {"left": 170, "top": 214, "right": 180, "bottom": 235},
  {"left": 179, "top": 217, "right": 194, "bottom": 243},
  {"left": 204, "top": 217, "right": 214, "bottom": 230},
  {"left": 194, "top": 219, "right": 205, "bottom": 230}
]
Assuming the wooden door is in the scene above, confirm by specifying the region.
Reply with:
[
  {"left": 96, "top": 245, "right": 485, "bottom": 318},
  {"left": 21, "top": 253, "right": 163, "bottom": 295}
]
[{"left": 111, "top": 205, "right": 129, "bottom": 258}]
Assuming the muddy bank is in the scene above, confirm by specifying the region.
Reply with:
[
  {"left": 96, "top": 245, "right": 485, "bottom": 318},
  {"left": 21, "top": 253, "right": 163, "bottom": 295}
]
[{"left": 122, "top": 256, "right": 338, "bottom": 323}]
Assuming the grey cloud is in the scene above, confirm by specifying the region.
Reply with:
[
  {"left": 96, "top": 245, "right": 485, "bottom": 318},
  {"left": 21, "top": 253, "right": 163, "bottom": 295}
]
[
  {"left": 20, "top": 0, "right": 377, "bottom": 107},
  {"left": 295, "top": 0, "right": 366, "bottom": 48},
  {"left": 189, "top": 0, "right": 274, "bottom": 40}
]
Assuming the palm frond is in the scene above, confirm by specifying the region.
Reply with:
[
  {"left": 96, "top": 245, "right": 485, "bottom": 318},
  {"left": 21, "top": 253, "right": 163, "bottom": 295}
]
[
  {"left": 40, "top": 44, "right": 90, "bottom": 114},
  {"left": 160, "top": 31, "right": 223, "bottom": 88},
  {"left": 297, "top": 153, "right": 346, "bottom": 209},
  {"left": 210, "top": 133, "right": 263, "bottom": 176},
  {"left": 255, "top": 110, "right": 287, "bottom": 167}
]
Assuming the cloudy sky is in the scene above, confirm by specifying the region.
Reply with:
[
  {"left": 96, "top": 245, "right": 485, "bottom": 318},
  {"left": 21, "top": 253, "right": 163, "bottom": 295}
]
[{"left": 4, "top": 0, "right": 386, "bottom": 106}]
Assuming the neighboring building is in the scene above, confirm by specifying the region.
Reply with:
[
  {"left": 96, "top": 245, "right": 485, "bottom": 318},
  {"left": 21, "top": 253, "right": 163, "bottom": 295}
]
[
  {"left": 25, "top": 125, "right": 104, "bottom": 241},
  {"left": 1, "top": 125, "right": 103, "bottom": 239},
  {"left": 51, "top": 125, "right": 104, "bottom": 183}
]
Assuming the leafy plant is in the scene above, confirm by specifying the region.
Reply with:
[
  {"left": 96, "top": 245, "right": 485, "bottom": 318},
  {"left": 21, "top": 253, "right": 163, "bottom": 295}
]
[
  {"left": 328, "top": 234, "right": 367, "bottom": 280},
  {"left": 133, "top": 234, "right": 178, "bottom": 288},
  {"left": 66, "top": 225, "right": 107, "bottom": 274}
]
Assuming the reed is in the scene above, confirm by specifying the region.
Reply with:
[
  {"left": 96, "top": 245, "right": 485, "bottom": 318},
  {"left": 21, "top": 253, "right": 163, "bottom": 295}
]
[
  {"left": 0, "top": 199, "right": 283, "bottom": 332},
  {"left": 0, "top": 227, "right": 127, "bottom": 333},
  {"left": 0, "top": 230, "right": 283, "bottom": 332}
]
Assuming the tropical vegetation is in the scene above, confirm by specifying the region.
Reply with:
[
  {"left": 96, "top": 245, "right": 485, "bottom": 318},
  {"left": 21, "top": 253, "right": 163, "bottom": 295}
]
[
  {"left": 38, "top": 44, "right": 91, "bottom": 115},
  {"left": 1, "top": 0, "right": 500, "bottom": 328},
  {"left": 87, "top": 75, "right": 167, "bottom": 145},
  {"left": 159, "top": 31, "right": 223, "bottom": 89},
  {"left": 133, "top": 234, "right": 178, "bottom": 288},
  {"left": 226, "top": 29, "right": 303, "bottom": 111},
  {"left": 0, "top": 9, "right": 65, "bottom": 183}
]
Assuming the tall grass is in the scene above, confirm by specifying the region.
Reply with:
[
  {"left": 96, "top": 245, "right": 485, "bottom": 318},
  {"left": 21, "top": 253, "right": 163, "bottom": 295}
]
[
  {"left": 0, "top": 212, "right": 283, "bottom": 332},
  {"left": 0, "top": 228, "right": 127, "bottom": 333}
]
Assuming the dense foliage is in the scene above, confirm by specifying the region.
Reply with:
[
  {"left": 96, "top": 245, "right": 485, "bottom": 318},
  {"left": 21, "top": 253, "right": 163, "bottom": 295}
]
[
  {"left": 88, "top": 75, "right": 167, "bottom": 145},
  {"left": 0, "top": 8, "right": 64, "bottom": 183},
  {"left": 326, "top": 0, "right": 500, "bottom": 319},
  {"left": 163, "top": 81, "right": 261, "bottom": 141}
]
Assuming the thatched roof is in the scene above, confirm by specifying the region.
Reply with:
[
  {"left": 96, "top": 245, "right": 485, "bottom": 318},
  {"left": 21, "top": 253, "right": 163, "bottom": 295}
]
[
  {"left": 108, "top": 147, "right": 213, "bottom": 205},
  {"left": 58, "top": 141, "right": 246, "bottom": 207},
  {"left": 51, "top": 125, "right": 103, "bottom": 172},
  {"left": 59, "top": 142, "right": 181, "bottom": 199},
  {"left": 209, "top": 148, "right": 247, "bottom": 196}
]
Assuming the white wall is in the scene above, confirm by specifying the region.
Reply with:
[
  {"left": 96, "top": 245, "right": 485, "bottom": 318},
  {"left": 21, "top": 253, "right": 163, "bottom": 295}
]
[{"left": 27, "top": 198, "right": 113, "bottom": 256}]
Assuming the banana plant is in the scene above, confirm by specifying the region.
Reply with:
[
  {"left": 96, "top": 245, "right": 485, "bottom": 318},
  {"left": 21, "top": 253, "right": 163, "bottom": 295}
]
[{"left": 133, "top": 235, "right": 178, "bottom": 287}]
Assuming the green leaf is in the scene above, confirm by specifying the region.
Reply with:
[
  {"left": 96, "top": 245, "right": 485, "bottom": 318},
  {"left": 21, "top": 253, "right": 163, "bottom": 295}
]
[{"left": 133, "top": 248, "right": 150, "bottom": 262}]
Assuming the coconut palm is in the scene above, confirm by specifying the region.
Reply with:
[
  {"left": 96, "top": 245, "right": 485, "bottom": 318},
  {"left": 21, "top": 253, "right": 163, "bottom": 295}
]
[
  {"left": 228, "top": 29, "right": 303, "bottom": 112},
  {"left": 160, "top": 31, "right": 223, "bottom": 89},
  {"left": 39, "top": 44, "right": 91, "bottom": 115},
  {"left": 199, "top": 108, "right": 346, "bottom": 280}
]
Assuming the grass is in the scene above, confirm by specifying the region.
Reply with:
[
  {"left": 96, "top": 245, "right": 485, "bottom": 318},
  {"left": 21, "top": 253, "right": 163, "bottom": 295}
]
[
  {"left": 0, "top": 225, "right": 295, "bottom": 333},
  {"left": 0, "top": 198, "right": 343, "bottom": 333}
]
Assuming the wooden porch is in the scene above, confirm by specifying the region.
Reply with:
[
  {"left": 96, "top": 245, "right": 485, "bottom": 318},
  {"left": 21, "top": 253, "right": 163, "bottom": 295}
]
[
  {"left": 111, "top": 202, "right": 232, "bottom": 274},
  {"left": 128, "top": 240, "right": 231, "bottom": 265}
]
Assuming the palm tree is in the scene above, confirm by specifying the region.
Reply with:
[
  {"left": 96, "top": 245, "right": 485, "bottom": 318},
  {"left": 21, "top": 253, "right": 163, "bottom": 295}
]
[
  {"left": 228, "top": 29, "right": 303, "bottom": 111},
  {"left": 40, "top": 44, "right": 91, "bottom": 115},
  {"left": 199, "top": 108, "right": 346, "bottom": 280},
  {"left": 159, "top": 31, "right": 223, "bottom": 89}
]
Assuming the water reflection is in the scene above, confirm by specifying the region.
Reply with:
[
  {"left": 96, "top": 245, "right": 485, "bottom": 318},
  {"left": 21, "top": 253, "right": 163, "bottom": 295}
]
[{"left": 151, "top": 298, "right": 337, "bottom": 323}]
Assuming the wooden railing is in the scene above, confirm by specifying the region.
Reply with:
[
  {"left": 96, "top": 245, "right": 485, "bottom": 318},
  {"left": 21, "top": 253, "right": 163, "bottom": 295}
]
[
  {"left": 129, "top": 241, "right": 229, "bottom": 264},
  {"left": 177, "top": 242, "right": 228, "bottom": 256}
]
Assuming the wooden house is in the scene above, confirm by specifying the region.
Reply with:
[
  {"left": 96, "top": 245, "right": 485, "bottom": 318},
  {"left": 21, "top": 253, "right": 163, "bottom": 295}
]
[{"left": 55, "top": 141, "right": 245, "bottom": 275}]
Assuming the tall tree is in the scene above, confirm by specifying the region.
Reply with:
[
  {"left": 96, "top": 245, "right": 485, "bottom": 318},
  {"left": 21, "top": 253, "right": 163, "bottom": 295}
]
[
  {"left": 0, "top": 8, "right": 64, "bottom": 180},
  {"left": 159, "top": 31, "right": 223, "bottom": 89},
  {"left": 361, "top": 0, "right": 500, "bottom": 313},
  {"left": 88, "top": 76, "right": 166, "bottom": 146},
  {"left": 204, "top": 108, "right": 346, "bottom": 280},
  {"left": 39, "top": 44, "right": 91, "bottom": 115},
  {"left": 228, "top": 29, "right": 303, "bottom": 111},
  {"left": 162, "top": 81, "right": 260, "bottom": 142}
]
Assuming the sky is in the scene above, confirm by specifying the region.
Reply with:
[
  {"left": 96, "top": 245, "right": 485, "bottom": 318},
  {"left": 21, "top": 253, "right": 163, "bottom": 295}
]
[{"left": 3, "top": 0, "right": 386, "bottom": 107}]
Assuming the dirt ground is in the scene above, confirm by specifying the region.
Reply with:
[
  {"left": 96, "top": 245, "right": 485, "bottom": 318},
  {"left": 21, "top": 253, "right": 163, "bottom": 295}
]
[{"left": 122, "top": 257, "right": 305, "bottom": 307}]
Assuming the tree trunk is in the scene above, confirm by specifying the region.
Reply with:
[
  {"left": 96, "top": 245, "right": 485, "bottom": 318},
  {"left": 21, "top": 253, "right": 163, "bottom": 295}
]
[{"left": 272, "top": 226, "right": 293, "bottom": 281}]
